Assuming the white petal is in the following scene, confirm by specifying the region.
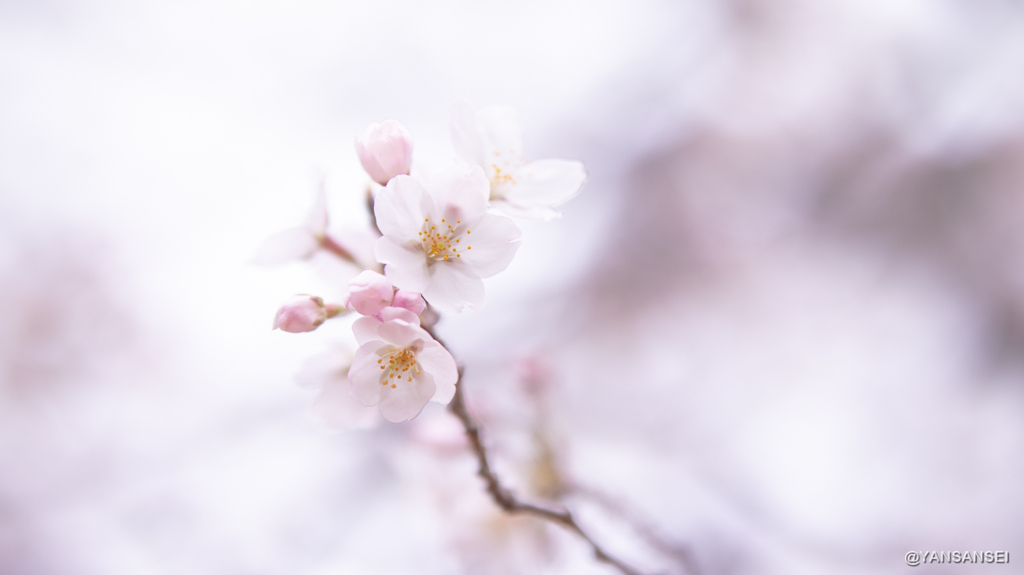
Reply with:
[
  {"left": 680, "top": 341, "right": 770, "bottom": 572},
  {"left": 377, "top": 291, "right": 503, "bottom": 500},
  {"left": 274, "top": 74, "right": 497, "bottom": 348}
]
[
  {"left": 378, "top": 371, "right": 436, "bottom": 423},
  {"left": 423, "top": 264, "right": 485, "bottom": 313},
  {"left": 430, "top": 380, "right": 457, "bottom": 405},
  {"left": 349, "top": 342, "right": 390, "bottom": 406},
  {"left": 425, "top": 163, "right": 489, "bottom": 222},
  {"left": 504, "top": 159, "right": 586, "bottom": 209},
  {"left": 374, "top": 175, "right": 432, "bottom": 240},
  {"left": 295, "top": 347, "right": 352, "bottom": 391},
  {"left": 252, "top": 227, "right": 318, "bottom": 265},
  {"left": 311, "top": 377, "right": 380, "bottom": 430},
  {"left": 416, "top": 342, "right": 458, "bottom": 403},
  {"left": 450, "top": 98, "right": 489, "bottom": 167},
  {"left": 457, "top": 213, "right": 521, "bottom": 278},
  {"left": 477, "top": 105, "right": 524, "bottom": 157},
  {"left": 377, "top": 319, "right": 431, "bottom": 348},
  {"left": 351, "top": 316, "right": 383, "bottom": 346},
  {"left": 376, "top": 236, "right": 429, "bottom": 293},
  {"left": 490, "top": 200, "right": 563, "bottom": 221}
]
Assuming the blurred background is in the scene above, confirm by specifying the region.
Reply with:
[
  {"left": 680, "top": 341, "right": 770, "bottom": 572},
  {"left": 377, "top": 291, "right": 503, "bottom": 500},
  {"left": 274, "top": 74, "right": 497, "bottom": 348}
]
[{"left": 2, "top": 0, "right": 1024, "bottom": 573}]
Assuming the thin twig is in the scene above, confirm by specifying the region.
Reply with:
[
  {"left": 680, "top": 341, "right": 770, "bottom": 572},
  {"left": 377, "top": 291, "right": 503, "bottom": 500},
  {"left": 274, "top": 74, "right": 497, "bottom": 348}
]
[
  {"left": 567, "top": 484, "right": 701, "bottom": 575},
  {"left": 424, "top": 327, "right": 644, "bottom": 575},
  {"left": 318, "top": 234, "right": 358, "bottom": 264},
  {"left": 446, "top": 380, "right": 644, "bottom": 575}
]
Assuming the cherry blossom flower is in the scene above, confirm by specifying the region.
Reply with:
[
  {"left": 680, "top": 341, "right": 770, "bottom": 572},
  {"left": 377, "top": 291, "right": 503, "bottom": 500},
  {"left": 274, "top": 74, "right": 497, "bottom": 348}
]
[
  {"left": 348, "top": 316, "right": 458, "bottom": 423},
  {"left": 355, "top": 120, "right": 414, "bottom": 185},
  {"left": 373, "top": 164, "right": 521, "bottom": 313},
  {"left": 450, "top": 98, "right": 587, "bottom": 221}
]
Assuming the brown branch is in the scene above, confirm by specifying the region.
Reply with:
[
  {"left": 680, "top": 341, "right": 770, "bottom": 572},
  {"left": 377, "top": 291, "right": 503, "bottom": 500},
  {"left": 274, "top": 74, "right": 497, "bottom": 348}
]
[
  {"left": 446, "top": 381, "right": 644, "bottom": 575},
  {"left": 567, "top": 484, "right": 701, "bottom": 575},
  {"left": 424, "top": 325, "right": 644, "bottom": 575},
  {"left": 317, "top": 234, "right": 358, "bottom": 264}
]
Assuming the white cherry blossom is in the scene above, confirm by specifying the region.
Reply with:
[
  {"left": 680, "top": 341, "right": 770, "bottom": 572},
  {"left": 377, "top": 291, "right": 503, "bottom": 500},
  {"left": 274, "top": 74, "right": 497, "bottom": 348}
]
[
  {"left": 348, "top": 316, "right": 458, "bottom": 423},
  {"left": 450, "top": 98, "right": 586, "bottom": 221},
  {"left": 373, "top": 164, "right": 521, "bottom": 313}
]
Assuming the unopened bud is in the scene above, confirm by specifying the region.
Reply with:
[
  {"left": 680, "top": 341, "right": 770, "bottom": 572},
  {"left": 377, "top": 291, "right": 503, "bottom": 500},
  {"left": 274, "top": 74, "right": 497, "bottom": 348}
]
[
  {"left": 392, "top": 289, "right": 426, "bottom": 315},
  {"left": 355, "top": 120, "right": 413, "bottom": 185},
  {"left": 273, "top": 294, "right": 327, "bottom": 333},
  {"left": 344, "top": 270, "right": 394, "bottom": 316}
]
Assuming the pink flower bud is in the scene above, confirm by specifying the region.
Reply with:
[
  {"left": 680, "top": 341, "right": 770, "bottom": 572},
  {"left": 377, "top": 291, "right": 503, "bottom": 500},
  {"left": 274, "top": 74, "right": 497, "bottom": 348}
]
[
  {"left": 391, "top": 289, "right": 426, "bottom": 315},
  {"left": 344, "top": 270, "right": 394, "bottom": 316},
  {"left": 273, "top": 295, "right": 327, "bottom": 333},
  {"left": 355, "top": 120, "right": 413, "bottom": 185}
]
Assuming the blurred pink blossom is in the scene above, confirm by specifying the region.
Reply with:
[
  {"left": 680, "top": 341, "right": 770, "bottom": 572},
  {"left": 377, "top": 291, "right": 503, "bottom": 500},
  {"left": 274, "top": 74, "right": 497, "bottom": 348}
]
[
  {"left": 252, "top": 186, "right": 330, "bottom": 265},
  {"left": 296, "top": 346, "right": 380, "bottom": 430}
]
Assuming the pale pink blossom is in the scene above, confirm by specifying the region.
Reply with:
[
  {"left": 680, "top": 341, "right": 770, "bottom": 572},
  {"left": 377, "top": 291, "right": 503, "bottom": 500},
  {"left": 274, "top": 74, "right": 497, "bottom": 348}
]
[
  {"left": 392, "top": 289, "right": 426, "bottom": 315},
  {"left": 450, "top": 98, "right": 587, "bottom": 221},
  {"left": 348, "top": 316, "right": 458, "bottom": 423},
  {"left": 343, "top": 269, "right": 394, "bottom": 316},
  {"left": 355, "top": 120, "right": 413, "bottom": 185},
  {"left": 272, "top": 294, "right": 328, "bottom": 333},
  {"left": 373, "top": 164, "right": 521, "bottom": 313}
]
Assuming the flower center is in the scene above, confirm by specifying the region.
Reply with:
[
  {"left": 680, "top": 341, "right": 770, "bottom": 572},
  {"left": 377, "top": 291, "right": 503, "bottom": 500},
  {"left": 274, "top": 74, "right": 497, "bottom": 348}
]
[
  {"left": 377, "top": 347, "right": 421, "bottom": 389},
  {"left": 489, "top": 150, "right": 522, "bottom": 199},
  {"left": 417, "top": 217, "right": 472, "bottom": 262}
]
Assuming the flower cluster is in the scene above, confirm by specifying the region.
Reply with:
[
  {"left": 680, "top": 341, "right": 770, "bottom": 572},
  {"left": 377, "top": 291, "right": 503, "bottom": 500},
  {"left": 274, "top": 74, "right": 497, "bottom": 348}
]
[{"left": 268, "top": 99, "right": 586, "bottom": 423}]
